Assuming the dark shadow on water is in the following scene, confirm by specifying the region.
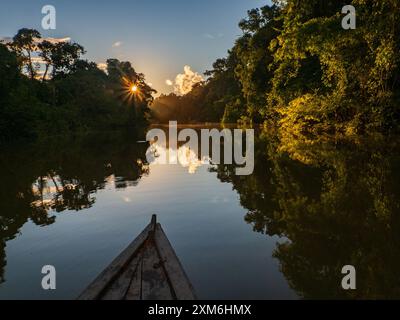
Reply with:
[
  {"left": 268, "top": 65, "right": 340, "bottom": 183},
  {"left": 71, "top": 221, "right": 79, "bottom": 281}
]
[
  {"left": 0, "top": 130, "right": 150, "bottom": 284},
  {"left": 213, "top": 130, "right": 400, "bottom": 299},
  {"left": 1, "top": 127, "right": 400, "bottom": 299}
]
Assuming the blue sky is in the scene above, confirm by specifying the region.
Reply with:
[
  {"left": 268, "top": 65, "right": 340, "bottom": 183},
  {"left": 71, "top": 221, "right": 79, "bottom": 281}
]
[{"left": 0, "top": 0, "right": 269, "bottom": 94}]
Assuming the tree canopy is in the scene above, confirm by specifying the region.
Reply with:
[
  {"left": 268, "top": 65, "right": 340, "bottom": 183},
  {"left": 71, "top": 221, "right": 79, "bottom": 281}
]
[
  {"left": 152, "top": 1, "right": 400, "bottom": 134},
  {"left": 0, "top": 29, "right": 156, "bottom": 143}
]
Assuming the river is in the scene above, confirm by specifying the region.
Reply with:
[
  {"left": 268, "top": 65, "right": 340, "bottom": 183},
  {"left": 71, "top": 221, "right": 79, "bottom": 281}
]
[{"left": 0, "top": 127, "right": 399, "bottom": 299}]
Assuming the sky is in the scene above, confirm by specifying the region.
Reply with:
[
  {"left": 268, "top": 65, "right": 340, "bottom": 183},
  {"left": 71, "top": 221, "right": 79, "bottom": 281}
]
[{"left": 0, "top": 0, "right": 269, "bottom": 94}]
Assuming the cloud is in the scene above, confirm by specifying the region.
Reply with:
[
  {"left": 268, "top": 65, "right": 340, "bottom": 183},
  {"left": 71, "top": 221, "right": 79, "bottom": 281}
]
[
  {"left": 31, "top": 56, "right": 46, "bottom": 64},
  {"left": 122, "top": 196, "right": 132, "bottom": 203},
  {"left": 34, "top": 69, "right": 51, "bottom": 80},
  {"left": 112, "top": 41, "right": 122, "bottom": 48},
  {"left": 203, "top": 33, "right": 215, "bottom": 39},
  {"left": 0, "top": 36, "right": 71, "bottom": 45},
  {"left": 173, "top": 65, "right": 204, "bottom": 95},
  {"left": 166, "top": 79, "right": 173, "bottom": 86},
  {"left": 0, "top": 36, "right": 71, "bottom": 80},
  {"left": 203, "top": 33, "right": 224, "bottom": 40},
  {"left": 38, "top": 37, "right": 71, "bottom": 44},
  {"left": 0, "top": 37, "right": 12, "bottom": 44},
  {"left": 97, "top": 63, "right": 108, "bottom": 72}
]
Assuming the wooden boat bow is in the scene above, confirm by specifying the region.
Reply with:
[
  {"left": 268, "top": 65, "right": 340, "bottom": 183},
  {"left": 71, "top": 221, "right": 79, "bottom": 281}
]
[{"left": 78, "top": 215, "right": 197, "bottom": 300}]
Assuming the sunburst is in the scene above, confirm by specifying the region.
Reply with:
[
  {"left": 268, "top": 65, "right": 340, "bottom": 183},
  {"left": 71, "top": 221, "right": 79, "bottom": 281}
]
[{"left": 118, "top": 77, "right": 144, "bottom": 105}]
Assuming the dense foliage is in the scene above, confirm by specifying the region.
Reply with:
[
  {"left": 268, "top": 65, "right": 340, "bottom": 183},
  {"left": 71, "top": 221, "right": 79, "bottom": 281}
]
[
  {"left": 152, "top": 1, "right": 400, "bottom": 133},
  {"left": 213, "top": 130, "right": 400, "bottom": 298},
  {"left": 0, "top": 29, "right": 155, "bottom": 143},
  {"left": 0, "top": 132, "right": 150, "bottom": 283}
]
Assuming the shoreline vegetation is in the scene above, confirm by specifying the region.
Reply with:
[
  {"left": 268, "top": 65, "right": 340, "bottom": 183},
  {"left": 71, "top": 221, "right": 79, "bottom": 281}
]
[
  {"left": 151, "top": 1, "right": 400, "bottom": 137},
  {"left": 1, "top": 1, "right": 400, "bottom": 146},
  {"left": 0, "top": 29, "right": 155, "bottom": 144}
]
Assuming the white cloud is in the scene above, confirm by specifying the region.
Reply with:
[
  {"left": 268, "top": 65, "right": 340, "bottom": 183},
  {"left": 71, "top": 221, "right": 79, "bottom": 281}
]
[
  {"left": 31, "top": 56, "right": 45, "bottom": 64},
  {"left": 37, "top": 37, "right": 71, "bottom": 44},
  {"left": 1, "top": 36, "right": 71, "bottom": 80},
  {"left": 112, "top": 41, "right": 122, "bottom": 48},
  {"left": 166, "top": 79, "right": 173, "bottom": 86},
  {"left": 173, "top": 65, "right": 204, "bottom": 95},
  {"left": 97, "top": 63, "right": 108, "bottom": 72},
  {"left": 0, "top": 36, "right": 71, "bottom": 45},
  {"left": 34, "top": 69, "right": 51, "bottom": 80},
  {"left": 203, "top": 33, "right": 224, "bottom": 40},
  {"left": 0, "top": 37, "right": 12, "bottom": 44}
]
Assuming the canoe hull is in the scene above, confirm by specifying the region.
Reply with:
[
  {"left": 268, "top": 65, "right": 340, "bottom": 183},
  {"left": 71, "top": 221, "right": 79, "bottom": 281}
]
[{"left": 78, "top": 215, "right": 196, "bottom": 300}]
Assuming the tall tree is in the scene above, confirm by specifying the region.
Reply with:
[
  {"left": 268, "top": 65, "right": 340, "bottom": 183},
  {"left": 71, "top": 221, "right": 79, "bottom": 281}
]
[
  {"left": 37, "top": 40, "right": 54, "bottom": 81},
  {"left": 106, "top": 59, "right": 156, "bottom": 123},
  {"left": 11, "top": 28, "right": 41, "bottom": 80},
  {"left": 50, "top": 42, "right": 85, "bottom": 78}
]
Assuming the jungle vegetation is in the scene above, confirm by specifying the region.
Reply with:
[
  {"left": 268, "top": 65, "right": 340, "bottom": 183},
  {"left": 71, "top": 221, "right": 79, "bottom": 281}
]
[
  {"left": 0, "top": 29, "right": 155, "bottom": 143},
  {"left": 2, "top": 1, "right": 400, "bottom": 142},
  {"left": 152, "top": 0, "right": 400, "bottom": 135}
]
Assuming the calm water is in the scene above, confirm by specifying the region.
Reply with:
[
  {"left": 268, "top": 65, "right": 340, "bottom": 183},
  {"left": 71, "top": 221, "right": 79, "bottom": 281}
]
[{"left": 0, "top": 128, "right": 399, "bottom": 299}]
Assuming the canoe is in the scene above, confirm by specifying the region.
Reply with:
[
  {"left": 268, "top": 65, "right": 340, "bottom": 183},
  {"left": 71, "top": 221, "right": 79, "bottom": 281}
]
[{"left": 78, "top": 215, "right": 196, "bottom": 300}]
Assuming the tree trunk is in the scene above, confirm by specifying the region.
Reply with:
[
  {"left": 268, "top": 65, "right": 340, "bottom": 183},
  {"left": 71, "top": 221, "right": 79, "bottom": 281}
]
[
  {"left": 42, "top": 64, "right": 50, "bottom": 82},
  {"left": 27, "top": 50, "right": 34, "bottom": 80}
]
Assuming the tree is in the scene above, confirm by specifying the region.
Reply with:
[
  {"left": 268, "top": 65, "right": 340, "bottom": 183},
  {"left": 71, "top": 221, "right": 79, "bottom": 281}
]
[
  {"left": 38, "top": 40, "right": 54, "bottom": 81},
  {"left": 213, "top": 129, "right": 400, "bottom": 298},
  {"left": 0, "top": 44, "right": 20, "bottom": 99},
  {"left": 50, "top": 42, "right": 85, "bottom": 78},
  {"left": 269, "top": 0, "right": 400, "bottom": 133},
  {"left": 1, "top": 29, "right": 157, "bottom": 142},
  {"left": 11, "top": 28, "right": 41, "bottom": 80},
  {"left": 0, "top": 43, "right": 47, "bottom": 142},
  {"left": 161, "top": 4, "right": 282, "bottom": 124},
  {"left": 171, "top": 0, "right": 400, "bottom": 131},
  {"left": 106, "top": 59, "right": 156, "bottom": 124}
]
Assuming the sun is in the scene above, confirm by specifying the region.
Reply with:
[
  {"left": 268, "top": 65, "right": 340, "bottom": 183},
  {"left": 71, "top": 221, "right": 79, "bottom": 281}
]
[{"left": 131, "top": 85, "right": 138, "bottom": 93}]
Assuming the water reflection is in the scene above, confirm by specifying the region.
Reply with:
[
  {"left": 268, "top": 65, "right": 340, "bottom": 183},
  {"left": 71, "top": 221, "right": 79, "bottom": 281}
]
[
  {"left": 0, "top": 131, "right": 149, "bottom": 283},
  {"left": 214, "top": 130, "right": 400, "bottom": 299},
  {"left": 145, "top": 125, "right": 252, "bottom": 175},
  {"left": 1, "top": 127, "right": 400, "bottom": 299},
  {"left": 148, "top": 143, "right": 211, "bottom": 174}
]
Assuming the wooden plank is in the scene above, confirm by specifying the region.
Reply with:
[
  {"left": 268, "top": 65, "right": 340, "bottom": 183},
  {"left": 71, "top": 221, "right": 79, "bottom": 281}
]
[
  {"left": 141, "top": 241, "right": 174, "bottom": 300},
  {"left": 154, "top": 224, "right": 197, "bottom": 300},
  {"left": 100, "top": 255, "right": 141, "bottom": 300},
  {"left": 125, "top": 257, "right": 143, "bottom": 300},
  {"left": 78, "top": 220, "right": 154, "bottom": 300}
]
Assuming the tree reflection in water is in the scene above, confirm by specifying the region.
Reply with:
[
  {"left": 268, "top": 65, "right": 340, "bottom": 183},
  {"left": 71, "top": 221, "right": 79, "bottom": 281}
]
[
  {"left": 1, "top": 127, "right": 400, "bottom": 299},
  {"left": 213, "top": 130, "right": 400, "bottom": 299},
  {"left": 0, "top": 131, "right": 149, "bottom": 284}
]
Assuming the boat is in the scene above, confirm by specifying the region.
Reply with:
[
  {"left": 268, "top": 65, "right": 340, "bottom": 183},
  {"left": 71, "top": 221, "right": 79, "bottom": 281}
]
[{"left": 78, "top": 215, "right": 197, "bottom": 300}]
